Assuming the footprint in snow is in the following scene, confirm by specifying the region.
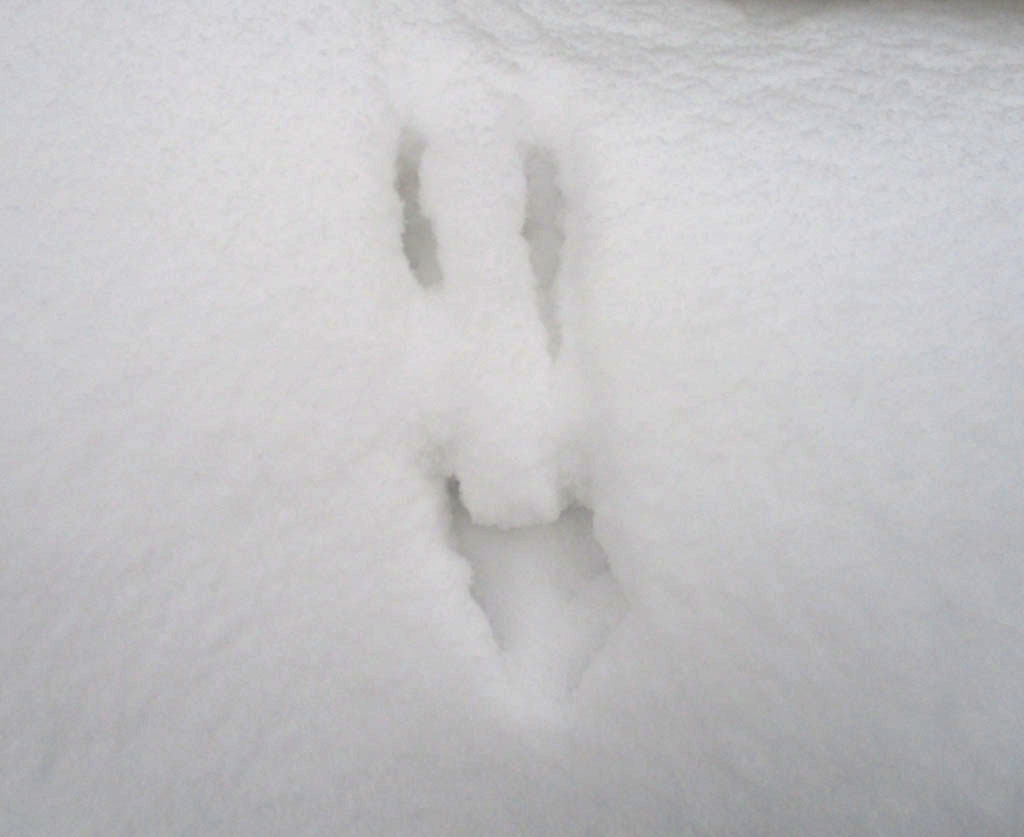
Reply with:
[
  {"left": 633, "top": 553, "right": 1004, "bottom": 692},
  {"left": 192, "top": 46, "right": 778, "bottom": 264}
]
[{"left": 395, "top": 128, "right": 626, "bottom": 698}]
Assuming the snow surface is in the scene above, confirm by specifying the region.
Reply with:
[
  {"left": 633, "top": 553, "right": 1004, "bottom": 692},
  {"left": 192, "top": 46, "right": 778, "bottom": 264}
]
[{"left": 3, "top": 0, "right": 1024, "bottom": 833}]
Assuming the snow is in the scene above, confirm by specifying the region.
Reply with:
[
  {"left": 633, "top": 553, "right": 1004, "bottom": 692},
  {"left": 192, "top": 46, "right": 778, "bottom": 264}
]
[
  {"left": 3, "top": 0, "right": 1024, "bottom": 833},
  {"left": 451, "top": 481, "right": 627, "bottom": 698}
]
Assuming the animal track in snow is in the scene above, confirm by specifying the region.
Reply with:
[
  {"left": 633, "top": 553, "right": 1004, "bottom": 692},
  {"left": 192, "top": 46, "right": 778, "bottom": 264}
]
[
  {"left": 406, "top": 129, "right": 624, "bottom": 697},
  {"left": 521, "top": 145, "right": 566, "bottom": 359},
  {"left": 395, "top": 129, "right": 443, "bottom": 288},
  {"left": 449, "top": 480, "right": 626, "bottom": 697}
]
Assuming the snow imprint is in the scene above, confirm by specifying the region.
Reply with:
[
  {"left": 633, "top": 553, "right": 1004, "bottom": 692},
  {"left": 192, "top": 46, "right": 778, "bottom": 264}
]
[
  {"left": 449, "top": 480, "right": 626, "bottom": 696},
  {"left": 521, "top": 145, "right": 566, "bottom": 359},
  {"left": 411, "top": 132, "right": 621, "bottom": 698},
  {"left": 395, "top": 129, "right": 443, "bottom": 288}
]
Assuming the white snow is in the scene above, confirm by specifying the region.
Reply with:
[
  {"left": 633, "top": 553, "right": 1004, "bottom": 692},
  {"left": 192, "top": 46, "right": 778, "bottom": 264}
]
[
  {"left": 3, "top": 0, "right": 1024, "bottom": 833},
  {"left": 450, "top": 480, "right": 627, "bottom": 698}
]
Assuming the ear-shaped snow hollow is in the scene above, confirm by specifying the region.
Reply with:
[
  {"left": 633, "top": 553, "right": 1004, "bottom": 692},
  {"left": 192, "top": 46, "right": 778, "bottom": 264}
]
[
  {"left": 447, "top": 479, "right": 627, "bottom": 697},
  {"left": 395, "top": 128, "right": 443, "bottom": 288},
  {"left": 521, "top": 145, "right": 566, "bottom": 359}
]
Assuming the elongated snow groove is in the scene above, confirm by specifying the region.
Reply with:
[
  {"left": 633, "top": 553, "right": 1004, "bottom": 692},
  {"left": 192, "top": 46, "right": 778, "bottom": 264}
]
[
  {"left": 395, "top": 129, "right": 443, "bottom": 288},
  {"left": 521, "top": 146, "right": 566, "bottom": 358}
]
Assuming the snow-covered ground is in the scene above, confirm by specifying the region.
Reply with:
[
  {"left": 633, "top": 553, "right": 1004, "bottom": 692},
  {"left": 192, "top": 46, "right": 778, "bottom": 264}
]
[{"left": 3, "top": 1, "right": 1023, "bottom": 833}]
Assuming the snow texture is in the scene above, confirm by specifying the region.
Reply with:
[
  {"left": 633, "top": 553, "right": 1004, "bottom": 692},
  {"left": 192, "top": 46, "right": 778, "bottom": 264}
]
[{"left": 3, "top": 0, "right": 1024, "bottom": 834}]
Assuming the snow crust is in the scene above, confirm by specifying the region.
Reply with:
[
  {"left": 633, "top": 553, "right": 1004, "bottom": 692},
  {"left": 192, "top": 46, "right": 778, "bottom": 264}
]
[{"left": 3, "top": 0, "right": 1024, "bottom": 833}]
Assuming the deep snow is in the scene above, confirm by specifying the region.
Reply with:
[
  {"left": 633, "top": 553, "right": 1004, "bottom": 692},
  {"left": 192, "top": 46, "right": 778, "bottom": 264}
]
[{"left": 3, "top": 0, "right": 1024, "bottom": 834}]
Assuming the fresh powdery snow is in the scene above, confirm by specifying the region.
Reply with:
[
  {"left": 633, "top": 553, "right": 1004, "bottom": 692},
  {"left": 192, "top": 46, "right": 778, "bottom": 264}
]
[{"left": 3, "top": 1, "right": 1024, "bottom": 834}]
